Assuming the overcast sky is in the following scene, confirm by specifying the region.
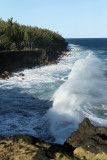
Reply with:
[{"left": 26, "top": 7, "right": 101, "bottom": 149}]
[{"left": 0, "top": 0, "right": 107, "bottom": 38}]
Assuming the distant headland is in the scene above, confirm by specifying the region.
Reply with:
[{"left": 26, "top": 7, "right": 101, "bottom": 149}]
[{"left": 0, "top": 18, "right": 68, "bottom": 78}]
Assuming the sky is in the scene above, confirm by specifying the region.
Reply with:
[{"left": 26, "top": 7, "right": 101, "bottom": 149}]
[{"left": 0, "top": 0, "right": 107, "bottom": 38}]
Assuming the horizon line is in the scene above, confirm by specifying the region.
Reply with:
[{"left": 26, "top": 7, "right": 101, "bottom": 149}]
[{"left": 65, "top": 37, "right": 107, "bottom": 39}]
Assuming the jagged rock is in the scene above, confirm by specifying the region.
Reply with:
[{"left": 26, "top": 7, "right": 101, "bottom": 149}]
[
  {"left": 0, "top": 71, "right": 11, "bottom": 80},
  {"left": 13, "top": 73, "right": 19, "bottom": 77},
  {"left": 65, "top": 118, "right": 107, "bottom": 159},
  {"left": 0, "top": 118, "right": 107, "bottom": 160},
  {"left": 19, "top": 73, "right": 24, "bottom": 77},
  {"left": 4, "top": 71, "right": 10, "bottom": 76}
]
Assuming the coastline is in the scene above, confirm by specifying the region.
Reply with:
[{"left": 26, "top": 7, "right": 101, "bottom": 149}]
[
  {"left": 0, "top": 118, "right": 107, "bottom": 160},
  {"left": 0, "top": 42, "right": 68, "bottom": 80},
  {"left": 0, "top": 40, "right": 107, "bottom": 160}
]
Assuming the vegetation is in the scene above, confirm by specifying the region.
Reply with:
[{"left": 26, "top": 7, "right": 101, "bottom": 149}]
[{"left": 0, "top": 18, "right": 65, "bottom": 51}]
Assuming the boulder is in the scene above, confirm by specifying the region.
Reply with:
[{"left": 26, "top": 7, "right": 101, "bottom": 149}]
[
  {"left": 19, "top": 73, "right": 24, "bottom": 77},
  {"left": 0, "top": 71, "right": 11, "bottom": 80},
  {"left": 4, "top": 71, "right": 10, "bottom": 76}
]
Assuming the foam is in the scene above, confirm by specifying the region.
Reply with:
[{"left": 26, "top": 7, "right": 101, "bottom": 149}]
[
  {"left": 47, "top": 53, "right": 107, "bottom": 144},
  {"left": 0, "top": 44, "right": 106, "bottom": 143}
]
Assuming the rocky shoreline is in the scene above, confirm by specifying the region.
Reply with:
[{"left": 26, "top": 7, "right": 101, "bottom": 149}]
[
  {"left": 0, "top": 118, "right": 107, "bottom": 160},
  {"left": 0, "top": 42, "right": 68, "bottom": 80},
  {"left": 0, "top": 43, "right": 107, "bottom": 159}
]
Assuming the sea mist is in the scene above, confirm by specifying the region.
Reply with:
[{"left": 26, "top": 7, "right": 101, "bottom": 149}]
[{"left": 48, "top": 53, "right": 107, "bottom": 144}]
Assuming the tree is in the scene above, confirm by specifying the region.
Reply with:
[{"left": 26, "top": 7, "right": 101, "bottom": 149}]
[{"left": 0, "top": 18, "right": 66, "bottom": 51}]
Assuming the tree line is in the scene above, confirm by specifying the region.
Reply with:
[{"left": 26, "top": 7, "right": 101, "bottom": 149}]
[{"left": 0, "top": 18, "right": 65, "bottom": 51}]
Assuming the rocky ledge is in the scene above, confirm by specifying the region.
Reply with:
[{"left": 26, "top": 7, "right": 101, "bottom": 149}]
[
  {"left": 0, "top": 118, "right": 107, "bottom": 160},
  {"left": 0, "top": 43, "right": 68, "bottom": 80},
  {"left": 65, "top": 118, "right": 107, "bottom": 160},
  {"left": 0, "top": 41, "right": 68, "bottom": 75}
]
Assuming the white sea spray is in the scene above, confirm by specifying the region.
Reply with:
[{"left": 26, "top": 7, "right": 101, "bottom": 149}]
[{"left": 47, "top": 53, "right": 107, "bottom": 144}]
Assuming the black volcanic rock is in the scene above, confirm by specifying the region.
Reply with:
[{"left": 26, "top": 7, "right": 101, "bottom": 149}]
[
  {"left": 0, "top": 135, "right": 77, "bottom": 160},
  {"left": 65, "top": 118, "right": 107, "bottom": 154},
  {"left": 0, "top": 43, "right": 68, "bottom": 75},
  {"left": 0, "top": 118, "right": 107, "bottom": 159}
]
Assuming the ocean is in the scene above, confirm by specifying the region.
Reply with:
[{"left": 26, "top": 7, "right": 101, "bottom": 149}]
[{"left": 0, "top": 38, "right": 107, "bottom": 144}]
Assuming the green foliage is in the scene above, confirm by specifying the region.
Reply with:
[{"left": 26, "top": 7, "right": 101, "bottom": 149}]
[{"left": 0, "top": 18, "right": 65, "bottom": 51}]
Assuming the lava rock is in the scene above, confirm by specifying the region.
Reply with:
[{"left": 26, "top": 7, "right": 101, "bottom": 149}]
[
  {"left": 65, "top": 118, "right": 107, "bottom": 154},
  {"left": 19, "top": 73, "right": 24, "bottom": 77},
  {"left": 0, "top": 71, "right": 11, "bottom": 80},
  {"left": 0, "top": 135, "right": 77, "bottom": 160}
]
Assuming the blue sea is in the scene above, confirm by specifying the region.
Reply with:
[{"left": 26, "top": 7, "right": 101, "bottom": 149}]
[{"left": 0, "top": 38, "right": 107, "bottom": 144}]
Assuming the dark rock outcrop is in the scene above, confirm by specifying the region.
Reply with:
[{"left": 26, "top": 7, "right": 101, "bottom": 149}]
[
  {"left": 0, "top": 118, "right": 107, "bottom": 160},
  {"left": 65, "top": 118, "right": 107, "bottom": 154},
  {"left": 0, "top": 42, "right": 68, "bottom": 75},
  {"left": 0, "top": 71, "right": 24, "bottom": 80},
  {"left": 0, "top": 49, "right": 48, "bottom": 74},
  {"left": 0, "top": 71, "right": 11, "bottom": 80},
  {"left": 0, "top": 135, "right": 77, "bottom": 160}
]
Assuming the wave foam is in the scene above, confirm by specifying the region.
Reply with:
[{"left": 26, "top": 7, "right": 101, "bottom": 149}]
[{"left": 47, "top": 54, "right": 107, "bottom": 144}]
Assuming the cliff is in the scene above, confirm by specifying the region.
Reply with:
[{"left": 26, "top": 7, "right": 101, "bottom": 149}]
[
  {"left": 0, "top": 49, "right": 46, "bottom": 74},
  {"left": 0, "top": 118, "right": 107, "bottom": 160},
  {"left": 0, "top": 41, "right": 68, "bottom": 75}
]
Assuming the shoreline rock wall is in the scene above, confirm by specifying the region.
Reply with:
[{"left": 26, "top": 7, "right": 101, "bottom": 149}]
[
  {"left": 0, "top": 41, "right": 68, "bottom": 78},
  {"left": 0, "top": 49, "right": 57, "bottom": 74}
]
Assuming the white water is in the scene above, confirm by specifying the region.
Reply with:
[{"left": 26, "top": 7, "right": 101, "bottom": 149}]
[
  {"left": 0, "top": 44, "right": 76, "bottom": 138},
  {"left": 48, "top": 52, "right": 107, "bottom": 144},
  {"left": 0, "top": 44, "right": 107, "bottom": 144}
]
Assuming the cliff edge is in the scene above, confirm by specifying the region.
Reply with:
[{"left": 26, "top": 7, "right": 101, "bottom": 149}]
[{"left": 0, "top": 41, "right": 68, "bottom": 77}]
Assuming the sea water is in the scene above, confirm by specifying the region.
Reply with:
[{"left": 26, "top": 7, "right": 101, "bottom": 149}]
[{"left": 0, "top": 38, "right": 107, "bottom": 144}]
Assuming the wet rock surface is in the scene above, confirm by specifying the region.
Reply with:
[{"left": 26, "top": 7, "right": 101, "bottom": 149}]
[
  {"left": 0, "top": 71, "right": 25, "bottom": 80},
  {"left": 0, "top": 71, "right": 11, "bottom": 80}
]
